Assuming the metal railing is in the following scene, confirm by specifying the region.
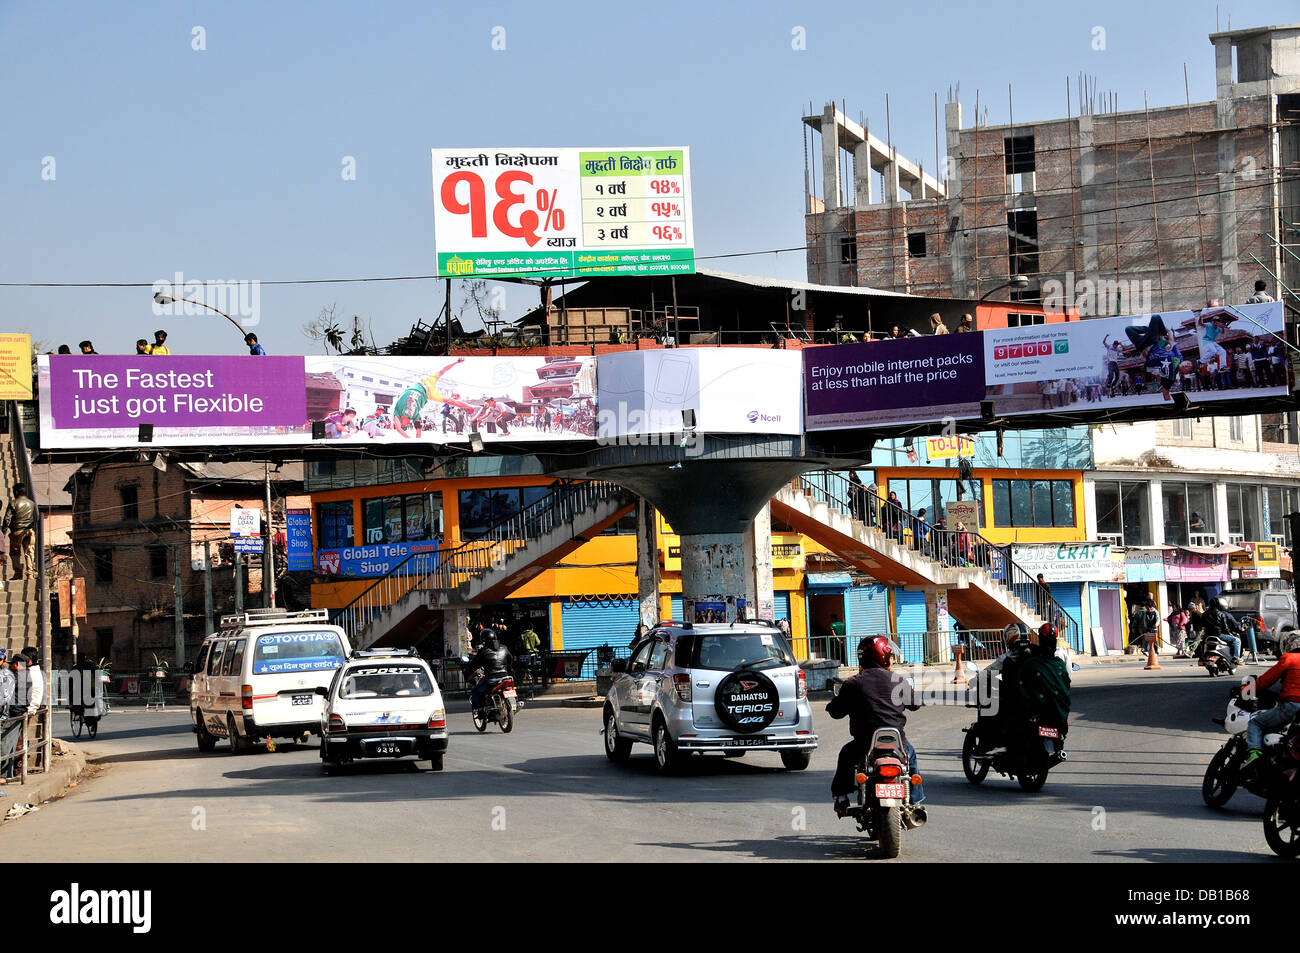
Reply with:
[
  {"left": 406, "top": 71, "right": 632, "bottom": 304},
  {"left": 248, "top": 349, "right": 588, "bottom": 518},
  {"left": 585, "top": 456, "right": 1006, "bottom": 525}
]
[
  {"left": 794, "top": 470, "right": 1083, "bottom": 651},
  {"left": 1, "top": 710, "right": 50, "bottom": 783},
  {"left": 807, "top": 629, "right": 1011, "bottom": 667},
  {"left": 335, "top": 481, "right": 633, "bottom": 644}
]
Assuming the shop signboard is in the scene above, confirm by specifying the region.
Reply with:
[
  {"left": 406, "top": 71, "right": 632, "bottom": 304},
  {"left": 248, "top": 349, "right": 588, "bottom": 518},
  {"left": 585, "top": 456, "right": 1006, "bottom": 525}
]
[
  {"left": 1010, "top": 543, "right": 1121, "bottom": 583},
  {"left": 1123, "top": 548, "right": 1166, "bottom": 583},
  {"left": 1163, "top": 548, "right": 1230, "bottom": 582}
]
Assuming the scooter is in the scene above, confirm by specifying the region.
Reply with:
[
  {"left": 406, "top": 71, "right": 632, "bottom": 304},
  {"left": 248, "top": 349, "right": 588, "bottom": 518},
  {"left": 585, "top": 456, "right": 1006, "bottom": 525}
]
[
  {"left": 1203, "top": 688, "right": 1300, "bottom": 808},
  {"left": 962, "top": 713, "right": 1067, "bottom": 792},
  {"left": 1199, "top": 634, "right": 1236, "bottom": 677}
]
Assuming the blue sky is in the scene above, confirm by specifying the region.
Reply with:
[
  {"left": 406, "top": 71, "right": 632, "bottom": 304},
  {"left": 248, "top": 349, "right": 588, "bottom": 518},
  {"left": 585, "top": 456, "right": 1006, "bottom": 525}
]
[{"left": 2, "top": 0, "right": 1296, "bottom": 355}]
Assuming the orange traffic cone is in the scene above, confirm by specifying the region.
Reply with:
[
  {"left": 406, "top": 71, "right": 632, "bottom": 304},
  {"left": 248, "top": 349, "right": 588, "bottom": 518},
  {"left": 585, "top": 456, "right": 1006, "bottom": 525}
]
[
  {"left": 952, "top": 643, "right": 969, "bottom": 685},
  {"left": 1144, "top": 636, "right": 1162, "bottom": 671}
]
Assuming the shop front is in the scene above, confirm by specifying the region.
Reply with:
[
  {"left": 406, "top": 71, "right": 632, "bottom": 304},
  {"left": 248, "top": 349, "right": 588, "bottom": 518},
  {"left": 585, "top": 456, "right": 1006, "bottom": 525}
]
[{"left": 1009, "top": 542, "right": 1122, "bottom": 652}]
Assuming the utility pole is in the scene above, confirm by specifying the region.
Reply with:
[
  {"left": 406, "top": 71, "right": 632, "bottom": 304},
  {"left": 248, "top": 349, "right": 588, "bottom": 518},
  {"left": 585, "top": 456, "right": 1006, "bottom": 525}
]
[
  {"left": 234, "top": 551, "right": 244, "bottom": 615},
  {"left": 172, "top": 544, "right": 185, "bottom": 669},
  {"left": 264, "top": 461, "right": 277, "bottom": 609},
  {"left": 203, "top": 540, "right": 214, "bottom": 636}
]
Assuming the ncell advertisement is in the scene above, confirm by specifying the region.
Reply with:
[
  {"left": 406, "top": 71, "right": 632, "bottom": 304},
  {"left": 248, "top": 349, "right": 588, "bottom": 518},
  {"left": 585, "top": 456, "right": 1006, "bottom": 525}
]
[
  {"left": 38, "top": 354, "right": 597, "bottom": 448},
  {"left": 983, "top": 301, "right": 1287, "bottom": 417},
  {"left": 432, "top": 147, "right": 695, "bottom": 279}
]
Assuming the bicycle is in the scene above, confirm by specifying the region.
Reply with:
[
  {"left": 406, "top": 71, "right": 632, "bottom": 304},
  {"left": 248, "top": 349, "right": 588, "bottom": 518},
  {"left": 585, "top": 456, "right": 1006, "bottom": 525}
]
[{"left": 69, "top": 670, "right": 110, "bottom": 739}]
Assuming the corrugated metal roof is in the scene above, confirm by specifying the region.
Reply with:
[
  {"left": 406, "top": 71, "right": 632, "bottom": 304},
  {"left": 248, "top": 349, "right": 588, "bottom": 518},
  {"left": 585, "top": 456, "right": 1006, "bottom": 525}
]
[{"left": 694, "top": 267, "right": 916, "bottom": 298}]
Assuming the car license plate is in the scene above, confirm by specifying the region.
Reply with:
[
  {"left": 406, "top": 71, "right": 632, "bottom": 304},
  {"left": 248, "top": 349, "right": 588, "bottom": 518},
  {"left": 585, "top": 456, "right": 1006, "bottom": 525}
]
[
  {"left": 875, "top": 783, "right": 906, "bottom": 799},
  {"left": 366, "top": 740, "right": 407, "bottom": 757},
  {"left": 291, "top": 694, "right": 312, "bottom": 706},
  {"left": 732, "top": 736, "right": 770, "bottom": 747},
  {"left": 1038, "top": 726, "right": 1059, "bottom": 739}
]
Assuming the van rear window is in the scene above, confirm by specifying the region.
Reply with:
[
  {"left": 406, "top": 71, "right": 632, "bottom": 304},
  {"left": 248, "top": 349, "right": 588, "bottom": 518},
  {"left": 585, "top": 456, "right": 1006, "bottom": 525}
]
[{"left": 252, "top": 630, "right": 346, "bottom": 675}]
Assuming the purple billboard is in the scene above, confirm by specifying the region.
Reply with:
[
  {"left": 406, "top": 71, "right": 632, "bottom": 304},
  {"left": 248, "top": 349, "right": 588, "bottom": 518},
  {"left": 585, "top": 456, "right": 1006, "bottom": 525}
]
[
  {"left": 41, "top": 356, "right": 308, "bottom": 447},
  {"left": 803, "top": 335, "right": 986, "bottom": 429}
]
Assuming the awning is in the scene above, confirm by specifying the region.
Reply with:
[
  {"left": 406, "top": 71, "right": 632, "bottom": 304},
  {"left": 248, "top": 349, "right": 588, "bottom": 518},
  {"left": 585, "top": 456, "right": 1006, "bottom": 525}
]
[
  {"left": 1179, "top": 544, "right": 1245, "bottom": 555},
  {"left": 806, "top": 571, "right": 853, "bottom": 591}
]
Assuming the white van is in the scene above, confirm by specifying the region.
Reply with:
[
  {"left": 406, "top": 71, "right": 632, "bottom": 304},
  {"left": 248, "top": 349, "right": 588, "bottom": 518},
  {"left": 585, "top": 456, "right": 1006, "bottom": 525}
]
[{"left": 190, "top": 609, "right": 352, "bottom": 753}]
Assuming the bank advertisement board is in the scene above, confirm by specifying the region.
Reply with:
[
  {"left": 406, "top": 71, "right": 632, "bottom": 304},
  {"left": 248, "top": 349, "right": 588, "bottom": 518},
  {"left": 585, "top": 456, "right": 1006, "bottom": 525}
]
[
  {"left": 804, "top": 301, "right": 1287, "bottom": 431},
  {"left": 432, "top": 147, "right": 695, "bottom": 279},
  {"left": 37, "top": 354, "right": 597, "bottom": 448},
  {"left": 596, "top": 349, "right": 802, "bottom": 437}
]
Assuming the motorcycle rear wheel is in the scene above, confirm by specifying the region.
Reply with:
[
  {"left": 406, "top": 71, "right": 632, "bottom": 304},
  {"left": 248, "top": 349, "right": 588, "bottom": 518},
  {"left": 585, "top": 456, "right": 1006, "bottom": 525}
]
[
  {"left": 962, "top": 730, "right": 988, "bottom": 785},
  {"left": 875, "top": 806, "right": 902, "bottom": 859},
  {"left": 497, "top": 694, "right": 514, "bottom": 733},
  {"left": 472, "top": 707, "right": 488, "bottom": 732},
  {"left": 1201, "top": 744, "right": 1239, "bottom": 808},
  {"left": 1263, "top": 796, "right": 1300, "bottom": 858}
]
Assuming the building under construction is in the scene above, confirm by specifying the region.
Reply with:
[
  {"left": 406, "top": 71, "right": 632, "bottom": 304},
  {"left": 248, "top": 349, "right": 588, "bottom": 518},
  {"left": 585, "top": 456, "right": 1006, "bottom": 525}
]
[{"left": 803, "top": 22, "right": 1300, "bottom": 317}]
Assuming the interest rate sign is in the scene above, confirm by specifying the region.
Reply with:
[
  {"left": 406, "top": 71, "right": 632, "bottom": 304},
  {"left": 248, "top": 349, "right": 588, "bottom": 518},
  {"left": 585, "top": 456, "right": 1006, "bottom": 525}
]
[{"left": 432, "top": 147, "right": 695, "bottom": 279}]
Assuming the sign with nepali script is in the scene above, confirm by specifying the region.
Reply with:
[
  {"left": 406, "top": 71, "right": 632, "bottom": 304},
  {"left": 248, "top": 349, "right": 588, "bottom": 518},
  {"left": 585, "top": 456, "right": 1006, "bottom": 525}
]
[
  {"left": 432, "top": 147, "right": 695, "bottom": 279},
  {"left": 1163, "top": 548, "right": 1230, "bottom": 582}
]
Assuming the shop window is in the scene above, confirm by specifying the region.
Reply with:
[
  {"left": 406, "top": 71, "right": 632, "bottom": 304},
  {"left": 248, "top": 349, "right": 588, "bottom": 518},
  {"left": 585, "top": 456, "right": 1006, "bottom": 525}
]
[
  {"left": 362, "top": 492, "right": 443, "bottom": 544},
  {"left": 458, "top": 488, "right": 525, "bottom": 540},
  {"left": 1227, "top": 484, "right": 1261, "bottom": 541},
  {"left": 317, "top": 500, "right": 354, "bottom": 549},
  {"left": 992, "top": 479, "right": 1075, "bottom": 528}
]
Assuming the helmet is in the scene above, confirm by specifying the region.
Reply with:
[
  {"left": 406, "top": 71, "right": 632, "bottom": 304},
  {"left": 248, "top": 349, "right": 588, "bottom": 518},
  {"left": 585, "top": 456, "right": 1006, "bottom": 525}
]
[
  {"left": 1283, "top": 630, "right": 1300, "bottom": 655},
  {"left": 858, "top": 636, "right": 895, "bottom": 669},
  {"left": 1003, "top": 622, "right": 1032, "bottom": 655},
  {"left": 1037, "top": 622, "right": 1059, "bottom": 655},
  {"left": 480, "top": 628, "right": 500, "bottom": 650}
]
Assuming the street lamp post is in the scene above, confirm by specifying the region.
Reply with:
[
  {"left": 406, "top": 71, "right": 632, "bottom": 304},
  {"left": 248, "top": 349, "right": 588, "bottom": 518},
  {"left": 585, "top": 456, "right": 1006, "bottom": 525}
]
[
  {"left": 152, "top": 291, "right": 248, "bottom": 340},
  {"left": 975, "top": 274, "right": 1031, "bottom": 306}
]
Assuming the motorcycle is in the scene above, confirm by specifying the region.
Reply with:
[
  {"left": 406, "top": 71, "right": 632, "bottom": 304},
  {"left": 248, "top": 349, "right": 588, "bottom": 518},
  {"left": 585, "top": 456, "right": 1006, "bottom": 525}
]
[
  {"left": 1203, "top": 689, "right": 1300, "bottom": 808},
  {"left": 829, "top": 679, "right": 925, "bottom": 859},
  {"left": 962, "top": 713, "right": 1067, "bottom": 792},
  {"left": 460, "top": 658, "right": 521, "bottom": 733},
  {"left": 1199, "top": 634, "right": 1236, "bottom": 677},
  {"left": 1263, "top": 769, "right": 1300, "bottom": 858}
]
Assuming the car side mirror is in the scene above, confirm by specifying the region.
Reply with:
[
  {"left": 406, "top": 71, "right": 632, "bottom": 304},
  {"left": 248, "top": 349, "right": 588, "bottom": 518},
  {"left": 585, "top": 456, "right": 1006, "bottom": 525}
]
[
  {"left": 610, "top": 658, "right": 628, "bottom": 674},
  {"left": 314, "top": 686, "right": 328, "bottom": 696}
]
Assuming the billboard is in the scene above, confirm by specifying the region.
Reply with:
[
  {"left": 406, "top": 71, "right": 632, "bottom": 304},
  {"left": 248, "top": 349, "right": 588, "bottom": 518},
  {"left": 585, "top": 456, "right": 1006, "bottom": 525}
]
[
  {"left": 0, "top": 334, "right": 32, "bottom": 399},
  {"left": 38, "top": 354, "right": 597, "bottom": 448},
  {"left": 804, "top": 302, "right": 1288, "bottom": 431},
  {"left": 597, "top": 349, "right": 803, "bottom": 437},
  {"left": 432, "top": 147, "right": 695, "bottom": 279}
]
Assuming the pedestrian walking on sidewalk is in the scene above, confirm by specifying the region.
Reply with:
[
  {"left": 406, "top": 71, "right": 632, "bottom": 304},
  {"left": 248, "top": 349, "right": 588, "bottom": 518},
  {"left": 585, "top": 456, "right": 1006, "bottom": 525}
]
[{"left": 3, "top": 484, "right": 36, "bottom": 580}]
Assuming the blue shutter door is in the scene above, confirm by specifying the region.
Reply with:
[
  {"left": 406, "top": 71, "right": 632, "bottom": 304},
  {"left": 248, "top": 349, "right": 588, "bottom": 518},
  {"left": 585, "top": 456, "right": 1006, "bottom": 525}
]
[
  {"left": 1050, "top": 583, "right": 1085, "bottom": 652},
  {"left": 774, "top": 591, "right": 790, "bottom": 621},
  {"left": 847, "top": 585, "right": 888, "bottom": 637},
  {"left": 671, "top": 595, "right": 683, "bottom": 621},
  {"left": 560, "top": 599, "right": 639, "bottom": 676},
  {"left": 893, "top": 589, "right": 928, "bottom": 664}
]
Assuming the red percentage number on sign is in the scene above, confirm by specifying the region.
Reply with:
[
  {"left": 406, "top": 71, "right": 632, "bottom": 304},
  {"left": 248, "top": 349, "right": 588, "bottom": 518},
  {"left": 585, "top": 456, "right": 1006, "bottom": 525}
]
[
  {"left": 649, "top": 179, "right": 681, "bottom": 194},
  {"left": 441, "top": 170, "right": 564, "bottom": 248}
]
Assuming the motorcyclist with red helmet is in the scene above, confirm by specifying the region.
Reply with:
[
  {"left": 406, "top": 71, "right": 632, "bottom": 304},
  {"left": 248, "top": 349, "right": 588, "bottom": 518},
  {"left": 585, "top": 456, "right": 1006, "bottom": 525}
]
[{"left": 827, "top": 635, "right": 925, "bottom": 819}]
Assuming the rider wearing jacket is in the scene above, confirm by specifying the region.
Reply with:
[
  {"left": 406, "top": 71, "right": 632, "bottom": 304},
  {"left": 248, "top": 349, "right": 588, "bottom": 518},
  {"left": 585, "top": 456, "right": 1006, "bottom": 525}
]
[
  {"left": 463, "top": 629, "right": 514, "bottom": 713},
  {"left": 1200, "top": 599, "right": 1242, "bottom": 667},
  {"left": 1016, "top": 624, "right": 1072, "bottom": 733},
  {"left": 1241, "top": 632, "right": 1300, "bottom": 768},
  {"left": 827, "top": 636, "right": 925, "bottom": 818}
]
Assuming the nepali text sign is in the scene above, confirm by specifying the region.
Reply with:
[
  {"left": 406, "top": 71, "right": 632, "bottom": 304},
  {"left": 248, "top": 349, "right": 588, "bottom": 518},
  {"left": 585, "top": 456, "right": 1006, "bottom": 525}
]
[
  {"left": 1231, "top": 541, "right": 1281, "bottom": 580},
  {"left": 432, "top": 147, "right": 695, "bottom": 279},
  {"left": 0, "top": 334, "right": 32, "bottom": 399},
  {"left": 1163, "top": 549, "right": 1230, "bottom": 582},
  {"left": 804, "top": 334, "right": 985, "bottom": 429},
  {"left": 230, "top": 508, "right": 261, "bottom": 537},
  {"left": 1010, "top": 543, "right": 1120, "bottom": 582}
]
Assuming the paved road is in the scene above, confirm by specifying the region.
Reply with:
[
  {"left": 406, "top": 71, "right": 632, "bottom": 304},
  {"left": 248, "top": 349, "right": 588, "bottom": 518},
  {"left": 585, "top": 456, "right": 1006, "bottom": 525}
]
[{"left": 1, "top": 662, "right": 1287, "bottom": 862}]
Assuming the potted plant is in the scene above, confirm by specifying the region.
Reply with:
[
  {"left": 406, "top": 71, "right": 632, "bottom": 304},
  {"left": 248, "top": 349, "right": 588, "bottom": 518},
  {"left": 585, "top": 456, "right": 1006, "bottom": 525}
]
[{"left": 150, "top": 653, "right": 169, "bottom": 680}]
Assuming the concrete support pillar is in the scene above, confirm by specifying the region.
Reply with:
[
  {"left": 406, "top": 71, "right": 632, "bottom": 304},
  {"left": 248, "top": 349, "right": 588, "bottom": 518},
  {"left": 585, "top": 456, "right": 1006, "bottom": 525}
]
[
  {"left": 745, "top": 503, "right": 775, "bottom": 621},
  {"left": 821, "top": 103, "right": 841, "bottom": 210},
  {"left": 1214, "top": 38, "right": 1238, "bottom": 304},
  {"left": 635, "top": 498, "right": 661, "bottom": 629},
  {"left": 680, "top": 533, "right": 747, "bottom": 623},
  {"left": 883, "top": 156, "right": 900, "bottom": 203},
  {"left": 1147, "top": 478, "right": 1165, "bottom": 546},
  {"left": 853, "top": 140, "right": 873, "bottom": 208},
  {"left": 944, "top": 101, "right": 968, "bottom": 296},
  {"left": 923, "top": 588, "right": 952, "bottom": 664},
  {"left": 443, "top": 607, "right": 471, "bottom": 655},
  {"left": 1214, "top": 481, "right": 1231, "bottom": 544},
  {"left": 1077, "top": 114, "right": 1099, "bottom": 285}
]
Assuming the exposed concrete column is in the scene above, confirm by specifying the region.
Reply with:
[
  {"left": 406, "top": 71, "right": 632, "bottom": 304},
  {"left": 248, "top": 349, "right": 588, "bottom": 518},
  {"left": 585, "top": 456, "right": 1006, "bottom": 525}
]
[
  {"left": 443, "top": 607, "right": 470, "bottom": 655},
  {"left": 635, "top": 497, "right": 661, "bottom": 629},
  {"left": 821, "top": 103, "right": 842, "bottom": 211},
  {"left": 1077, "top": 114, "right": 1099, "bottom": 283},
  {"left": 1214, "top": 38, "right": 1238, "bottom": 304},
  {"left": 744, "top": 502, "right": 775, "bottom": 621},
  {"left": 883, "top": 153, "right": 900, "bottom": 203},
  {"left": 923, "top": 588, "right": 952, "bottom": 664},
  {"left": 853, "top": 140, "right": 873, "bottom": 208},
  {"left": 944, "top": 101, "right": 967, "bottom": 297},
  {"left": 680, "top": 533, "right": 748, "bottom": 623}
]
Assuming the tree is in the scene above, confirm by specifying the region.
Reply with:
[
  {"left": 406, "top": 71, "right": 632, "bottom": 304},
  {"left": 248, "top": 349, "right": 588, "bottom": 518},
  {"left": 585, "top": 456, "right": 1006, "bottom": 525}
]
[{"left": 302, "top": 304, "right": 346, "bottom": 354}]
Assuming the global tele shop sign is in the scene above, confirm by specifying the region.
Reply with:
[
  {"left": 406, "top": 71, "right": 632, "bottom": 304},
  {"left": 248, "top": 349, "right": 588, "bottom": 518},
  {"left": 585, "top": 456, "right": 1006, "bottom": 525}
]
[{"left": 316, "top": 542, "right": 439, "bottom": 578}]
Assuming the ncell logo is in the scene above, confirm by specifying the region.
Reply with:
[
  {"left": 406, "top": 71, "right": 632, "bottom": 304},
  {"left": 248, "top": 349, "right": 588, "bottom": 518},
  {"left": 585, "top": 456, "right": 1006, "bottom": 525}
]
[
  {"left": 746, "top": 410, "right": 781, "bottom": 424},
  {"left": 50, "top": 884, "right": 152, "bottom": 933}
]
